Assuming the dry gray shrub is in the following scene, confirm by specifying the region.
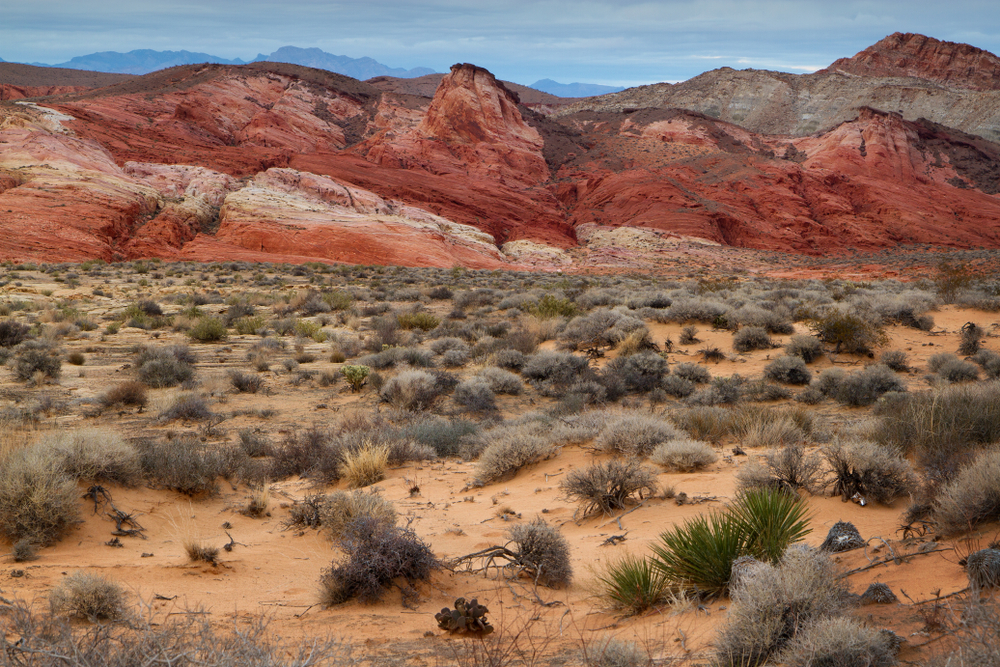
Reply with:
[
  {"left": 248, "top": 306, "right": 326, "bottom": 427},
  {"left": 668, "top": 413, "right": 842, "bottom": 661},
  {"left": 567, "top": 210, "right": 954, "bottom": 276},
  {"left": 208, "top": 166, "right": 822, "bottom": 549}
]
[
  {"left": 506, "top": 518, "right": 573, "bottom": 588},
  {"left": 764, "top": 356, "right": 812, "bottom": 385},
  {"left": 596, "top": 411, "right": 683, "bottom": 457},
  {"left": 0, "top": 446, "right": 79, "bottom": 545},
  {"left": 476, "top": 366, "right": 523, "bottom": 394},
  {"left": 650, "top": 438, "right": 718, "bottom": 472},
  {"left": 736, "top": 445, "right": 824, "bottom": 495},
  {"left": 379, "top": 369, "right": 441, "bottom": 410},
  {"left": 560, "top": 459, "right": 658, "bottom": 517},
  {"left": 823, "top": 440, "right": 917, "bottom": 505},
  {"left": 733, "top": 326, "right": 773, "bottom": 353},
  {"left": 49, "top": 572, "right": 129, "bottom": 621},
  {"left": 934, "top": 450, "right": 1000, "bottom": 535},
  {"left": 319, "top": 490, "right": 397, "bottom": 540},
  {"left": 474, "top": 426, "right": 556, "bottom": 484},
  {"left": 784, "top": 335, "right": 823, "bottom": 363},
  {"left": 776, "top": 616, "right": 898, "bottom": 667}
]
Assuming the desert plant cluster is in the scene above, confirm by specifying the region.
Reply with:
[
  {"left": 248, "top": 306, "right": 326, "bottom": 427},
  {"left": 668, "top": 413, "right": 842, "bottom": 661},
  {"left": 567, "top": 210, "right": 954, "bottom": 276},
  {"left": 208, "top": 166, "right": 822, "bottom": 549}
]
[{"left": 1, "top": 258, "right": 1000, "bottom": 665}]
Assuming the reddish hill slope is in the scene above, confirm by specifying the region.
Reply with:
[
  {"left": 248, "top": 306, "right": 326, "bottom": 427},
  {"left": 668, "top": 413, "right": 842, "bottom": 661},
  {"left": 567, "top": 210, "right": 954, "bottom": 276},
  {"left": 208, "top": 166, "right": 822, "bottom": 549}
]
[{"left": 2, "top": 36, "right": 1000, "bottom": 267}]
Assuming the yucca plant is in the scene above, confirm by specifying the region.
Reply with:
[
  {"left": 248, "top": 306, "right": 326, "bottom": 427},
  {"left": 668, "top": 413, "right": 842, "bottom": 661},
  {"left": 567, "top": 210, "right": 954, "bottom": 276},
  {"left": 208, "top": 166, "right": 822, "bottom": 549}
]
[
  {"left": 729, "top": 487, "right": 812, "bottom": 563},
  {"left": 651, "top": 512, "right": 745, "bottom": 598},
  {"left": 594, "top": 552, "right": 673, "bottom": 616}
]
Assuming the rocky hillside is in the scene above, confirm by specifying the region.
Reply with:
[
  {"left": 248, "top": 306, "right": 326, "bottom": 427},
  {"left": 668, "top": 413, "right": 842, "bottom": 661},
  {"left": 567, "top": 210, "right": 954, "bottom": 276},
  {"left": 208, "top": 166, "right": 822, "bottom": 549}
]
[
  {"left": 2, "top": 34, "right": 1000, "bottom": 267},
  {"left": 558, "top": 33, "right": 1000, "bottom": 143}
]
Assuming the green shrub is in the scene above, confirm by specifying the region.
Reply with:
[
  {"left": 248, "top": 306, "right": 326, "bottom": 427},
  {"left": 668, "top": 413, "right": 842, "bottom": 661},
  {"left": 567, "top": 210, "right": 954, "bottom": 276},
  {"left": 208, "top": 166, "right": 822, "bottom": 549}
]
[
  {"left": 233, "top": 315, "right": 266, "bottom": 335},
  {"left": 594, "top": 553, "right": 672, "bottom": 616},
  {"left": 341, "top": 364, "right": 370, "bottom": 391},
  {"left": 729, "top": 488, "right": 812, "bottom": 563},
  {"left": 396, "top": 311, "right": 440, "bottom": 331},
  {"left": 810, "top": 311, "right": 888, "bottom": 355},
  {"left": 651, "top": 511, "right": 745, "bottom": 598},
  {"left": 188, "top": 316, "right": 227, "bottom": 342},
  {"left": 529, "top": 294, "right": 577, "bottom": 319}
]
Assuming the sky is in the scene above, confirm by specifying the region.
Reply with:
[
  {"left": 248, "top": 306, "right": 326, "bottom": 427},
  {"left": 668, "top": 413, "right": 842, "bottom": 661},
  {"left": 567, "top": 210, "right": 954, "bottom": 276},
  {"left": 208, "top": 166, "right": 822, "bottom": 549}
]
[{"left": 3, "top": 1, "right": 999, "bottom": 87}]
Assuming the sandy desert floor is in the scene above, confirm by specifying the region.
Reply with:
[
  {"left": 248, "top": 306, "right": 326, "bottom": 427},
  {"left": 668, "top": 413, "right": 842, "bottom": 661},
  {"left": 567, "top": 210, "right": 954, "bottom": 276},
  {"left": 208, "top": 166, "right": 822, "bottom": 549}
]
[{"left": 0, "top": 261, "right": 998, "bottom": 666}]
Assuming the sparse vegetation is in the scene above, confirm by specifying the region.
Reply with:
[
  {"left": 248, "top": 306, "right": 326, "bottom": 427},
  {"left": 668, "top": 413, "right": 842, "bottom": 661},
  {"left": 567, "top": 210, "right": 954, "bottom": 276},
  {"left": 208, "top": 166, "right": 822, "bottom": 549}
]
[
  {"left": 560, "top": 459, "right": 657, "bottom": 517},
  {"left": 49, "top": 572, "right": 129, "bottom": 621}
]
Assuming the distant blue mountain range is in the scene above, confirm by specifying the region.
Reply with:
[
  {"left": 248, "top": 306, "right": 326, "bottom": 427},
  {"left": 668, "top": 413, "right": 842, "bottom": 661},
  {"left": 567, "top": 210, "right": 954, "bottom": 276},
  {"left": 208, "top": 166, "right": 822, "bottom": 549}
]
[
  {"left": 19, "top": 47, "right": 435, "bottom": 79},
  {"left": 529, "top": 79, "right": 625, "bottom": 97}
]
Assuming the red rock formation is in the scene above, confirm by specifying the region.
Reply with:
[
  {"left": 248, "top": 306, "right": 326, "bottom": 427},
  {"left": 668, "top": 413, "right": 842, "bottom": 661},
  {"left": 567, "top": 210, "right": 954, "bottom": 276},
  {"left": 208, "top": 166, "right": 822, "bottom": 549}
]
[{"left": 826, "top": 32, "right": 1000, "bottom": 91}]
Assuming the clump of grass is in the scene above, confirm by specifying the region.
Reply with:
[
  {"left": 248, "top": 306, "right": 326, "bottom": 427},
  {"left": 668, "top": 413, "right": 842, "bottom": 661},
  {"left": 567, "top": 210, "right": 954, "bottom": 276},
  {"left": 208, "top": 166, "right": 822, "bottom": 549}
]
[
  {"left": 594, "top": 553, "right": 673, "bottom": 616},
  {"left": 560, "top": 459, "right": 657, "bottom": 518},
  {"left": 319, "top": 490, "right": 397, "bottom": 540},
  {"left": 228, "top": 370, "right": 264, "bottom": 393},
  {"left": 187, "top": 316, "right": 227, "bottom": 342},
  {"left": 49, "top": 572, "right": 129, "bottom": 621},
  {"left": 0, "top": 447, "right": 78, "bottom": 545},
  {"left": 40, "top": 428, "right": 141, "bottom": 485},
  {"left": 650, "top": 438, "right": 718, "bottom": 472},
  {"left": 338, "top": 443, "right": 389, "bottom": 488},
  {"left": 776, "top": 616, "right": 899, "bottom": 667},
  {"left": 240, "top": 485, "right": 270, "bottom": 518},
  {"left": 185, "top": 541, "right": 220, "bottom": 565}
]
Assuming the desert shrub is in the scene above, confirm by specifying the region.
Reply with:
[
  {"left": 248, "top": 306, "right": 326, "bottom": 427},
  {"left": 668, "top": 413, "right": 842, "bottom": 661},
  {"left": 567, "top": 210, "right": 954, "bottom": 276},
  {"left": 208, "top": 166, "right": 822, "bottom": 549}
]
[
  {"left": 679, "top": 325, "right": 700, "bottom": 345},
  {"left": 454, "top": 378, "right": 497, "bottom": 413},
  {"left": 319, "top": 516, "right": 437, "bottom": 605},
  {"left": 650, "top": 438, "right": 718, "bottom": 472},
  {"left": 341, "top": 364, "right": 370, "bottom": 391},
  {"left": 441, "top": 349, "right": 469, "bottom": 367},
  {"left": 928, "top": 352, "right": 979, "bottom": 382},
  {"left": 776, "top": 616, "right": 898, "bottom": 667},
  {"left": 606, "top": 350, "right": 668, "bottom": 393},
  {"left": 687, "top": 375, "right": 744, "bottom": 406},
  {"left": 714, "top": 547, "right": 851, "bottom": 667},
  {"left": 741, "top": 380, "right": 792, "bottom": 402},
  {"left": 399, "top": 417, "right": 479, "bottom": 458},
  {"left": 661, "top": 375, "right": 695, "bottom": 398},
  {"left": 733, "top": 326, "right": 772, "bottom": 353},
  {"left": 764, "top": 356, "right": 812, "bottom": 385},
  {"left": 729, "top": 488, "right": 812, "bottom": 564},
  {"left": 560, "top": 459, "right": 657, "bottom": 517},
  {"left": 671, "top": 406, "right": 734, "bottom": 443},
  {"left": 430, "top": 337, "right": 469, "bottom": 356},
  {"left": 228, "top": 370, "right": 264, "bottom": 393},
  {"left": 187, "top": 316, "right": 227, "bottom": 342},
  {"left": 379, "top": 370, "right": 441, "bottom": 410},
  {"left": 506, "top": 518, "right": 573, "bottom": 588},
  {"left": 729, "top": 406, "right": 806, "bottom": 449},
  {"left": 522, "top": 350, "right": 590, "bottom": 385},
  {"left": 338, "top": 443, "right": 389, "bottom": 488},
  {"left": 872, "top": 382, "right": 1000, "bottom": 465},
  {"left": 0, "top": 319, "right": 31, "bottom": 347},
  {"left": 880, "top": 349, "right": 909, "bottom": 371},
  {"left": 238, "top": 429, "right": 272, "bottom": 457},
  {"left": 137, "top": 437, "right": 223, "bottom": 494},
  {"left": 529, "top": 294, "right": 577, "bottom": 319},
  {"left": 784, "top": 335, "right": 823, "bottom": 363},
  {"left": 594, "top": 553, "right": 672, "bottom": 617},
  {"left": 933, "top": 450, "right": 1000, "bottom": 535},
  {"left": 474, "top": 429, "right": 555, "bottom": 484},
  {"left": 476, "top": 367, "right": 523, "bottom": 395},
  {"left": 66, "top": 351, "right": 85, "bottom": 366},
  {"left": 972, "top": 349, "right": 1000, "bottom": 379},
  {"left": 40, "top": 428, "right": 140, "bottom": 485},
  {"left": 159, "top": 393, "right": 213, "bottom": 421},
  {"left": 815, "top": 368, "right": 845, "bottom": 396},
  {"left": 99, "top": 381, "right": 148, "bottom": 409},
  {"left": 810, "top": 310, "right": 887, "bottom": 356},
  {"left": 135, "top": 345, "right": 194, "bottom": 388},
  {"left": 49, "top": 572, "right": 129, "bottom": 621},
  {"left": 834, "top": 364, "right": 904, "bottom": 406},
  {"left": 959, "top": 322, "right": 986, "bottom": 356},
  {"left": 651, "top": 511, "right": 745, "bottom": 598},
  {"left": 673, "top": 362, "right": 711, "bottom": 384},
  {"left": 736, "top": 445, "right": 824, "bottom": 495},
  {"left": 596, "top": 411, "right": 683, "bottom": 457},
  {"left": 493, "top": 348, "right": 526, "bottom": 370},
  {"left": 823, "top": 440, "right": 917, "bottom": 504},
  {"left": 0, "top": 447, "right": 79, "bottom": 545},
  {"left": 234, "top": 314, "right": 266, "bottom": 336},
  {"left": 397, "top": 311, "right": 439, "bottom": 331},
  {"left": 320, "top": 490, "right": 397, "bottom": 540},
  {"left": 11, "top": 339, "right": 61, "bottom": 381}
]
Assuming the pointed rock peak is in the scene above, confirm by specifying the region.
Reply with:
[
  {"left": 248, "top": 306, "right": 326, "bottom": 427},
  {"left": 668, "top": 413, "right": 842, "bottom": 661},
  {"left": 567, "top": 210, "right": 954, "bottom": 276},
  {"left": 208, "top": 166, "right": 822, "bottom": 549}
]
[
  {"left": 419, "top": 63, "right": 538, "bottom": 146},
  {"left": 825, "top": 32, "right": 1000, "bottom": 91}
]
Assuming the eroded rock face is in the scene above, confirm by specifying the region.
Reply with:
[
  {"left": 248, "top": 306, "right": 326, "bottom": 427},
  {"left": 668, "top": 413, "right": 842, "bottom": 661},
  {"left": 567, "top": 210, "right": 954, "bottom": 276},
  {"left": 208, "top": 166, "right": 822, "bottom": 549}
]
[{"left": 826, "top": 32, "right": 1000, "bottom": 91}]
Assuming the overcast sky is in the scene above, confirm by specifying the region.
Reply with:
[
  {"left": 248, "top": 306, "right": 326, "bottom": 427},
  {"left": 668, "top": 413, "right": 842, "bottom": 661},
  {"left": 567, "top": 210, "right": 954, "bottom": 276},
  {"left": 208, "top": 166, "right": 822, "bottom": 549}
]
[{"left": 3, "top": 1, "right": 999, "bottom": 86}]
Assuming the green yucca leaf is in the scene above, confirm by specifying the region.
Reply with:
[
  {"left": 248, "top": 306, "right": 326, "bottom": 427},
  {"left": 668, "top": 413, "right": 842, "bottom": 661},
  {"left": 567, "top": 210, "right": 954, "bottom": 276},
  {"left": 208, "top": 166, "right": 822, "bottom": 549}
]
[
  {"left": 651, "top": 512, "right": 745, "bottom": 598},
  {"left": 595, "top": 552, "right": 672, "bottom": 615},
  {"left": 729, "top": 487, "right": 812, "bottom": 563}
]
